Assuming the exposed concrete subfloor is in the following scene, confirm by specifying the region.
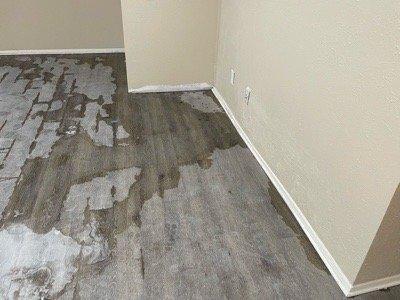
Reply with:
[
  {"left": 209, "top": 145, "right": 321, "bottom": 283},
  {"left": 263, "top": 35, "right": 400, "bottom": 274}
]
[{"left": 0, "top": 54, "right": 398, "bottom": 299}]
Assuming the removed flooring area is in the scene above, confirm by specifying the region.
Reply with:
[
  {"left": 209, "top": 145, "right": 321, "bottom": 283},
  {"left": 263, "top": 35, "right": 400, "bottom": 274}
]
[{"left": 0, "top": 53, "right": 398, "bottom": 299}]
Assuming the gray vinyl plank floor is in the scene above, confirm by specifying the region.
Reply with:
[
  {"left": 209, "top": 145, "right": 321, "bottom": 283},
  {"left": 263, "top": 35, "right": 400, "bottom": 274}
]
[{"left": 0, "top": 53, "right": 398, "bottom": 299}]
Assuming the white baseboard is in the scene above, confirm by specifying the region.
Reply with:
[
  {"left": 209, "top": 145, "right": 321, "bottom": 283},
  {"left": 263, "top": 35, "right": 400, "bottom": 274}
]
[
  {"left": 212, "top": 87, "right": 390, "bottom": 297},
  {"left": 129, "top": 83, "right": 212, "bottom": 94},
  {"left": 348, "top": 274, "right": 400, "bottom": 297},
  {"left": 0, "top": 48, "right": 125, "bottom": 56}
]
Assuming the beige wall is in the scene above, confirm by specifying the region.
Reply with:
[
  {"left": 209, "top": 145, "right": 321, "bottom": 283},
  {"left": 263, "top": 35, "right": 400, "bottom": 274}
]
[
  {"left": 121, "top": 0, "right": 219, "bottom": 90},
  {"left": 0, "top": 0, "right": 124, "bottom": 51},
  {"left": 215, "top": 0, "right": 400, "bottom": 285},
  {"left": 355, "top": 184, "right": 400, "bottom": 284}
]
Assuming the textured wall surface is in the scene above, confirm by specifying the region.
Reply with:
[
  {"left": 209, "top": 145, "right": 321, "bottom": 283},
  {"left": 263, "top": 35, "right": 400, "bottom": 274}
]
[
  {"left": 355, "top": 184, "right": 400, "bottom": 284},
  {"left": 0, "top": 0, "right": 124, "bottom": 51},
  {"left": 120, "top": 0, "right": 219, "bottom": 89},
  {"left": 215, "top": 0, "right": 400, "bottom": 284}
]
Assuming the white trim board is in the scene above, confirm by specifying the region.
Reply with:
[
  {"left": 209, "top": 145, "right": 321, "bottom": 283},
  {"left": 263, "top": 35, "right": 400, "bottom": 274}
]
[
  {"left": 211, "top": 87, "right": 400, "bottom": 297},
  {"left": 0, "top": 48, "right": 125, "bottom": 56},
  {"left": 129, "top": 83, "right": 212, "bottom": 94},
  {"left": 349, "top": 274, "right": 400, "bottom": 297}
]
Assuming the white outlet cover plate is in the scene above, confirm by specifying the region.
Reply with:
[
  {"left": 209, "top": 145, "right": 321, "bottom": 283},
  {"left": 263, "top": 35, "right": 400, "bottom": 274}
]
[{"left": 245, "top": 87, "right": 252, "bottom": 102}]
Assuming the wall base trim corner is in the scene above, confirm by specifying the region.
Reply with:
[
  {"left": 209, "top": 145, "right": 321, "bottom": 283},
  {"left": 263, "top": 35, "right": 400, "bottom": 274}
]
[
  {"left": 348, "top": 274, "right": 400, "bottom": 297},
  {"left": 211, "top": 87, "right": 359, "bottom": 297}
]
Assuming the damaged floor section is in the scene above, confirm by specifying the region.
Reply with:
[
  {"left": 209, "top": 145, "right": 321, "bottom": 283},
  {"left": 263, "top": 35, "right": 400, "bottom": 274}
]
[{"left": 0, "top": 54, "right": 398, "bottom": 299}]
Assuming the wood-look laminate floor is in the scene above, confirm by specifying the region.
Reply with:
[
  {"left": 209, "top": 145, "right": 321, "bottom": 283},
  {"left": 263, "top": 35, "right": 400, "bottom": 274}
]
[{"left": 0, "top": 54, "right": 398, "bottom": 299}]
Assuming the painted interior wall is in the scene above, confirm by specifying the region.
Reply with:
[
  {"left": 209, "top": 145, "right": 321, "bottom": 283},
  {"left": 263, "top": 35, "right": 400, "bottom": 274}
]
[
  {"left": 0, "top": 0, "right": 124, "bottom": 51},
  {"left": 120, "top": 0, "right": 219, "bottom": 90},
  {"left": 215, "top": 0, "right": 400, "bottom": 286},
  {"left": 355, "top": 184, "right": 400, "bottom": 284}
]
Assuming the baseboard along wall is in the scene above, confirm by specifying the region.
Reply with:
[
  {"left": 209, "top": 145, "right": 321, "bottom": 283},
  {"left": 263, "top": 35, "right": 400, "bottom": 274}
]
[
  {"left": 211, "top": 87, "right": 400, "bottom": 297},
  {"left": 0, "top": 48, "right": 125, "bottom": 56},
  {"left": 129, "top": 83, "right": 213, "bottom": 94}
]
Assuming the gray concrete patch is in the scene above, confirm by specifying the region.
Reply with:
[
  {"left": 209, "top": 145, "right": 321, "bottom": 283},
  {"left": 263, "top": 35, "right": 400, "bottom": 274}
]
[
  {"left": 180, "top": 91, "right": 223, "bottom": 113},
  {"left": 0, "top": 224, "right": 81, "bottom": 299}
]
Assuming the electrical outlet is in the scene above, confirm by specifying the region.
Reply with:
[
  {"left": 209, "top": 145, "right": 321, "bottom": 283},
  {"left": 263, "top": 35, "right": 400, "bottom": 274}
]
[
  {"left": 245, "top": 86, "right": 252, "bottom": 104},
  {"left": 230, "top": 69, "right": 235, "bottom": 85}
]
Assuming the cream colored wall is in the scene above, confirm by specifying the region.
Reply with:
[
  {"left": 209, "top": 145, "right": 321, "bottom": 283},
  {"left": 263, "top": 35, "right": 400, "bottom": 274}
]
[
  {"left": 355, "top": 184, "right": 400, "bottom": 284},
  {"left": 120, "top": 0, "right": 219, "bottom": 90},
  {"left": 215, "top": 0, "right": 400, "bottom": 284},
  {"left": 0, "top": 0, "right": 124, "bottom": 51}
]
